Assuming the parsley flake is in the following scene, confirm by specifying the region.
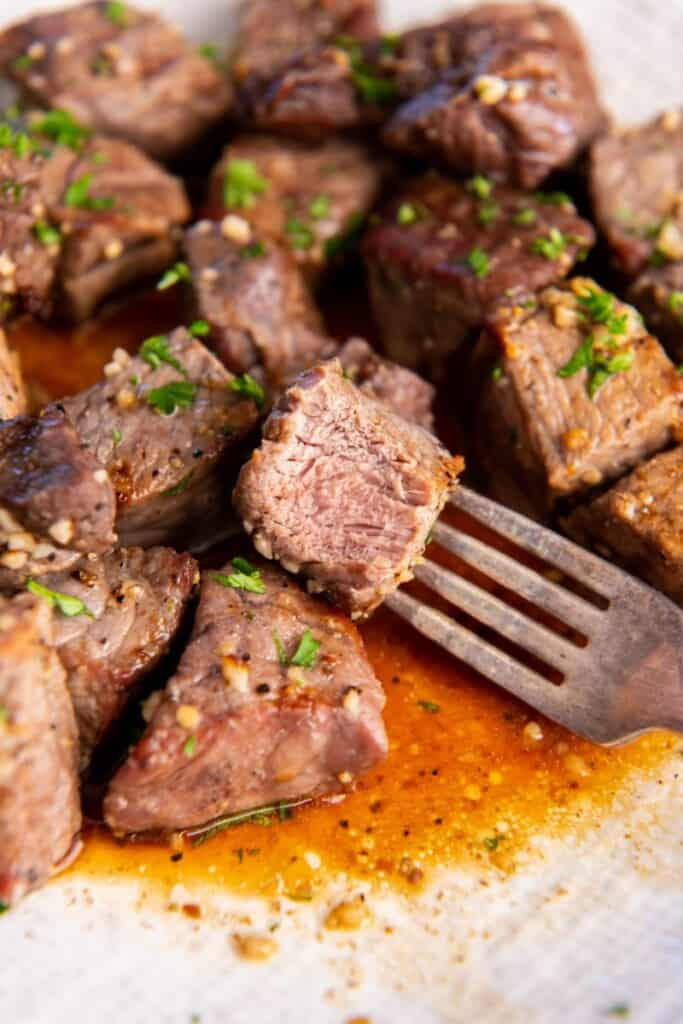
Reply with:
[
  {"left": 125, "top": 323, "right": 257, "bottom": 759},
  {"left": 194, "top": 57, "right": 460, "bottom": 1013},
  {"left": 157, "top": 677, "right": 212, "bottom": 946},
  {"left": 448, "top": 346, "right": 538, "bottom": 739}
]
[
  {"left": 198, "top": 43, "right": 224, "bottom": 70},
  {"left": 33, "top": 221, "right": 61, "bottom": 246},
  {"left": 31, "top": 109, "right": 90, "bottom": 150},
  {"left": 112, "top": 428, "right": 122, "bottom": 446},
  {"left": 466, "top": 246, "right": 489, "bottom": 277},
  {"left": 334, "top": 35, "right": 397, "bottom": 104},
  {"left": 534, "top": 190, "right": 573, "bottom": 207},
  {"left": 668, "top": 290, "right": 683, "bottom": 321},
  {"left": 290, "top": 629, "right": 321, "bottom": 668},
  {"left": 514, "top": 207, "right": 536, "bottom": 226},
  {"left": 532, "top": 227, "right": 568, "bottom": 260},
  {"left": 397, "top": 202, "right": 419, "bottom": 225},
  {"left": 157, "top": 261, "right": 191, "bottom": 290},
  {"left": 183, "top": 735, "right": 197, "bottom": 757},
  {"left": 477, "top": 201, "right": 499, "bottom": 226},
  {"left": 309, "top": 194, "right": 330, "bottom": 220},
  {"left": 26, "top": 578, "right": 95, "bottom": 618},
  {"left": 64, "top": 172, "right": 114, "bottom": 210},
  {"left": 285, "top": 216, "right": 315, "bottom": 250},
  {"left": 417, "top": 700, "right": 439, "bottom": 713},
  {"left": 105, "top": 1, "right": 128, "bottom": 26},
  {"left": 188, "top": 320, "right": 210, "bottom": 338},
  {"left": 230, "top": 372, "right": 265, "bottom": 410},
  {"left": 223, "top": 159, "right": 268, "bottom": 209},
  {"left": 491, "top": 364, "right": 503, "bottom": 382},
  {"left": 146, "top": 380, "right": 197, "bottom": 415},
  {"left": 139, "top": 334, "right": 187, "bottom": 376},
  {"left": 576, "top": 287, "right": 628, "bottom": 335},
  {"left": 466, "top": 174, "right": 492, "bottom": 200},
  {"left": 161, "top": 471, "right": 194, "bottom": 497},
  {"left": 212, "top": 558, "right": 266, "bottom": 594},
  {"left": 483, "top": 834, "right": 505, "bottom": 852},
  {"left": 190, "top": 800, "right": 298, "bottom": 846},
  {"left": 240, "top": 240, "right": 265, "bottom": 259}
]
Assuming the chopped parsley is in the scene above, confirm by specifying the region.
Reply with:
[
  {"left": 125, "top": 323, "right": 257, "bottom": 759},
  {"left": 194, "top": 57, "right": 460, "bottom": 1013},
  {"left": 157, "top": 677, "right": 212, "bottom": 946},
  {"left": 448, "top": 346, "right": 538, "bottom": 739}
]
[
  {"left": 190, "top": 800, "right": 298, "bottom": 846},
  {"left": 2, "top": 179, "right": 24, "bottom": 202},
  {"left": 240, "top": 240, "right": 265, "bottom": 259},
  {"left": 105, "top": 1, "right": 128, "bottom": 26},
  {"left": 534, "top": 190, "right": 573, "bottom": 207},
  {"left": 64, "top": 172, "right": 115, "bottom": 210},
  {"left": 514, "top": 207, "right": 537, "bottom": 226},
  {"left": 161, "top": 471, "right": 194, "bottom": 497},
  {"left": 284, "top": 216, "right": 315, "bottom": 251},
  {"left": 198, "top": 43, "right": 224, "bottom": 70},
  {"left": 139, "top": 334, "right": 187, "bottom": 376},
  {"left": 397, "top": 202, "right": 419, "bottom": 225},
  {"left": 211, "top": 558, "right": 266, "bottom": 595},
  {"left": 466, "top": 246, "right": 489, "bottom": 277},
  {"left": 230, "top": 372, "right": 265, "bottom": 410},
  {"left": 324, "top": 211, "right": 364, "bottom": 259},
  {"left": 334, "top": 35, "right": 397, "bottom": 104},
  {"left": 417, "top": 700, "right": 439, "bottom": 713},
  {"left": 290, "top": 629, "right": 321, "bottom": 668},
  {"left": 223, "top": 159, "right": 267, "bottom": 209},
  {"left": 157, "top": 261, "right": 191, "bottom": 290},
  {"left": 183, "top": 735, "right": 197, "bottom": 757},
  {"left": 0, "top": 123, "right": 36, "bottom": 158},
  {"left": 26, "top": 578, "right": 94, "bottom": 618},
  {"left": 13, "top": 55, "right": 34, "bottom": 71},
  {"left": 576, "top": 287, "right": 628, "bottom": 336},
  {"left": 379, "top": 33, "right": 400, "bottom": 56},
  {"left": 112, "top": 428, "right": 122, "bottom": 446},
  {"left": 532, "top": 227, "right": 568, "bottom": 260},
  {"left": 188, "top": 319, "right": 210, "bottom": 337},
  {"left": 477, "top": 201, "right": 499, "bottom": 226},
  {"left": 558, "top": 335, "right": 634, "bottom": 399},
  {"left": 668, "top": 290, "right": 683, "bottom": 321},
  {"left": 466, "top": 174, "right": 492, "bottom": 200},
  {"left": 31, "top": 109, "right": 91, "bottom": 150},
  {"left": 91, "top": 151, "right": 108, "bottom": 166},
  {"left": 146, "top": 380, "right": 197, "bottom": 415},
  {"left": 33, "top": 221, "right": 61, "bottom": 246},
  {"left": 491, "top": 364, "right": 503, "bottom": 382},
  {"left": 483, "top": 834, "right": 505, "bottom": 852},
  {"left": 309, "top": 194, "right": 330, "bottom": 220}
]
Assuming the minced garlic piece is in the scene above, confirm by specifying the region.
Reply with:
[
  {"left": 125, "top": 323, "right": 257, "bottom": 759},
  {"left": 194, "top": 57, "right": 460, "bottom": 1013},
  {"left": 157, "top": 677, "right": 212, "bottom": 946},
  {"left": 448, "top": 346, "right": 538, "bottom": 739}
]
[
  {"left": 474, "top": 74, "right": 508, "bottom": 105},
  {"left": 176, "top": 704, "right": 200, "bottom": 730}
]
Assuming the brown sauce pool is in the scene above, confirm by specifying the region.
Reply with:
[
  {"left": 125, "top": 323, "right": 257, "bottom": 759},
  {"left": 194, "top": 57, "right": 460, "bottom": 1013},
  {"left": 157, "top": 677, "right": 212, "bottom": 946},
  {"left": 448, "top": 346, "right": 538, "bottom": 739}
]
[{"left": 7, "top": 290, "right": 678, "bottom": 902}]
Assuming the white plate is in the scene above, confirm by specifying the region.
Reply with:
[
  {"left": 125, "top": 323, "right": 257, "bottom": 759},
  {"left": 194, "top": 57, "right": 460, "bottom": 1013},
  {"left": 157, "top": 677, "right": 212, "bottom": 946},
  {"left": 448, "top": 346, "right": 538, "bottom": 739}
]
[{"left": 0, "top": 3, "right": 682, "bottom": 1022}]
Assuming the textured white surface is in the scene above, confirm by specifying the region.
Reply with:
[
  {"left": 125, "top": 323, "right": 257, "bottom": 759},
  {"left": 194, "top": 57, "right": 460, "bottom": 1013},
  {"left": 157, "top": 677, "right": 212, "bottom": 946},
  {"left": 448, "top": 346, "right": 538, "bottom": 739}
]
[{"left": 0, "top": 2, "right": 682, "bottom": 1023}]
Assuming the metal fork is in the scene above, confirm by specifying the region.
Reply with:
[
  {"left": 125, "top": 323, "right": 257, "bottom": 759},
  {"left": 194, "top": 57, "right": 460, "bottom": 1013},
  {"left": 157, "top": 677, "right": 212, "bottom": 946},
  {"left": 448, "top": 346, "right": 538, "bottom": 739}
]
[{"left": 386, "top": 487, "right": 683, "bottom": 745}]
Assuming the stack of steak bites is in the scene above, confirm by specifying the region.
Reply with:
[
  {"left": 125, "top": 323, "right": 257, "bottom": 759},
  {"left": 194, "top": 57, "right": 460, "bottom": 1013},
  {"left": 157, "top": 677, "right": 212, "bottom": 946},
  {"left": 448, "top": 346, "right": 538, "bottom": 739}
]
[{"left": 0, "top": 0, "right": 680, "bottom": 910}]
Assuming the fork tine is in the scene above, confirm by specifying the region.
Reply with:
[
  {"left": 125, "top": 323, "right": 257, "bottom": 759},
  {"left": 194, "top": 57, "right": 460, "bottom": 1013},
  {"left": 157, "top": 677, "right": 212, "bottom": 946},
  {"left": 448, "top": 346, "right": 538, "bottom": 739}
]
[
  {"left": 413, "top": 558, "right": 578, "bottom": 672},
  {"left": 449, "top": 488, "right": 614, "bottom": 598},
  {"left": 433, "top": 519, "right": 599, "bottom": 635},
  {"left": 386, "top": 589, "right": 572, "bottom": 724}
]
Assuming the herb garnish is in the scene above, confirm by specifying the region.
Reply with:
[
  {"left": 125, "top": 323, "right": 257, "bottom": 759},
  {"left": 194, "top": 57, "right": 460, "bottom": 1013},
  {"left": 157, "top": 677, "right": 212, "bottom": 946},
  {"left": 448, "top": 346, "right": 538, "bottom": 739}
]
[
  {"left": 13, "top": 55, "right": 34, "bottom": 71},
  {"left": 157, "top": 261, "right": 191, "bottom": 290},
  {"left": 189, "top": 800, "right": 298, "bottom": 846},
  {"left": 284, "top": 216, "right": 315, "bottom": 250},
  {"left": 483, "top": 834, "right": 505, "bottom": 852},
  {"left": 188, "top": 320, "right": 210, "bottom": 337},
  {"left": 27, "top": 578, "right": 94, "bottom": 618},
  {"left": 230, "top": 372, "right": 265, "bottom": 410},
  {"left": 397, "top": 202, "right": 419, "bottom": 225},
  {"left": 33, "top": 221, "right": 61, "bottom": 246},
  {"left": 477, "top": 201, "right": 499, "bottom": 226},
  {"left": 183, "top": 735, "right": 197, "bottom": 757},
  {"left": 379, "top": 33, "right": 400, "bottom": 56},
  {"left": 105, "top": 1, "right": 128, "bottom": 26},
  {"left": 557, "top": 286, "right": 634, "bottom": 399},
  {"left": 223, "top": 159, "right": 267, "bottom": 209},
  {"left": 211, "top": 558, "right": 266, "bottom": 595},
  {"left": 335, "top": 35, "right": 397, "bottom": 104},
  {"left": 241, "top": 240, "right": 265, "bottom": 259},
  {"left": 417, "top": 700, "right": 439, "bottom": 713},
  {"left": 0, "top": 123, "right": 36, "bottom": 158},
  {"left": 466, "top": 246, "right": 489, "bottom": 277},
  {"left": 576, "top": 287, "right": 628, "bottom": 335},
  {"left": 161, "top": 471, "right": 194, "bottom": 497},
  {"left": 146, "top": 380, "right": 197, "bottom": 415},
  {"left": 309, "top": 194, "right": 330, "bottom": 220},
  {"left": 532, "top": 227, "right": 568, "bottom": 260},
  {"left": 534, "top": 190, "right": 572, "bottom": 207},
  {"left": 112, "top": 428, "right": 122, "bottom": 446},
  {"left": 31, "top": 109, "right": 90, "bottom": 150},
  {"left": 198, "top": 43, "right": 224, "bottom": 70},
  {"left": 64, "top": 172, "right": 114, "bottom": 210},
  {"left": 273, "top": 628, "right": 321, "bottom": 669},
  {"left": 466, "top": 174, "right": 492, "bottom": 200},
  {"left": 491, "top": 364, "right": 503, "bottom": 382},
  {"left": 514, "top": 207, "right": 536, "bottom": 226},
  {"left": 668, "top": 290, "right": 683, "bottom": 321},
  {"left": 139, "top": 334, "right": 187, "bottom": 376}
]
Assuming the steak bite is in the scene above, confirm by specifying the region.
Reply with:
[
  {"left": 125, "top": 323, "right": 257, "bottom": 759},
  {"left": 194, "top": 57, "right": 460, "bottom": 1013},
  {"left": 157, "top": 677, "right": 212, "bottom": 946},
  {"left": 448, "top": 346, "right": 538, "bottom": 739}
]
[
  {"left": 337, "top": 337, "right": 435, "bottom": 430},
  {"left": 0, "top": 593, "right": 81, "bottom": 908},
  {"left": 105, "top": 559, "right": 387, "bottom": 833},
  {"left": 0, "top": 330, "right": 26, "bottom": 419},
  {"left": 589, "top": 108, "right": 683, "bottom": 278},
  {"left": 234, "top": 359, "right": 462, "bottom": 618},
  {"left": 363, "top": 171, "right": 595, "bottom": 379},
  {"left": 184, "top": 219, "right": 333, "bottom": 388},
  {"left": 0, "top": 407, "right": 116, "bottom": 588},
  {"left": 62, "top": 327, "right": 261, "bottom": 549},
  {"left": 0, "top": 2, "right": 232, "bottom": 161},
  {"left": 565, "top": 446, "right": 683, "bottom": 606},
  {"left": 383, "top": 6, "right": 605, "bottom": 188},
  {"left": 629, "top": 263, "right": 683, "bottom": 363},
  {"left": 207, "top": 135, "right": 386, "bottom": 285},
  {"left": 476, "top": 278, "right": 683, "bottom": 518},
  {"left": 38, "top": 546, "right": 198, "bottom": 769}
]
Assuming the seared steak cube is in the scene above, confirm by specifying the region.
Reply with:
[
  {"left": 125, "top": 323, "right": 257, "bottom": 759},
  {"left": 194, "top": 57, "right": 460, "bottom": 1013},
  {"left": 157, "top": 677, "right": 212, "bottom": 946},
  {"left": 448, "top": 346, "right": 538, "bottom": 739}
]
[
  {"left": 629, "top": 262, "right": 683, "bottom": 363},
  {"left": 383, "top": 5, "right": 604, "bottom": 187},
  {"left": 38, "top": 546, "right": 198, "bottom": 769},
  {"left": 363, "top": 171, "right": 595, "bottom": 379},
  {"left": 0, "top": 330, "right": 26, "bottom": 419},
  {"left": 105, "top": 558, "right": 387, "bottom": 833},
  {"left": 589, "top": 108, "right": 683, "bottom": 277},
  {"left": 63, "top": 327, "right": 261, "bottom": 549},
  {"left": 184, "top": 219, "right": 333, "bottom": 388},
  {"left": 0, "top": 407, "right": 116, "bottom": 588},
  {"left": 207, "top": 135, "right": 386, "bottom": 286},
  {"left": 0, "top": 593, "right": 81, "bottom": 907},
  {"left": 234, "top": 359, "right": 462, "bottom": 618},
  {"left": 337, "top": 338, "right": 435, "bottom": 430},
  {"left": 0, "top": 2, "right": 232, "bottom": 161},
  {"left": 476, "top": 278, "right": 683, "bottom": 517},
  {"left": 565, "top": 446, "right": 683, "bottom": 605}
]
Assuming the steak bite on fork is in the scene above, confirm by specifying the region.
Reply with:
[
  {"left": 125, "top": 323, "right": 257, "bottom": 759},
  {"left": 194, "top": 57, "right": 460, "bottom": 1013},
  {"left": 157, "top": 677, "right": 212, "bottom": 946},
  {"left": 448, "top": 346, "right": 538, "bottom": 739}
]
[
  {"left": 0, "top": 330, "right": 26, "bottom": 419},
  {"left": 0, "top": 407, "right": 116, "bottom": 589},
  {"left": 105, "top": 559, "right": 387, "bottom": 834},
  {"left": 0, "top": 592, "right": 81, "bottom": 908},
  {"left": 233, "top": 359, "right": 463, "bottom": 619},
  {"left": 62, "top": 327, "right": 262, "bottom": 550}
]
